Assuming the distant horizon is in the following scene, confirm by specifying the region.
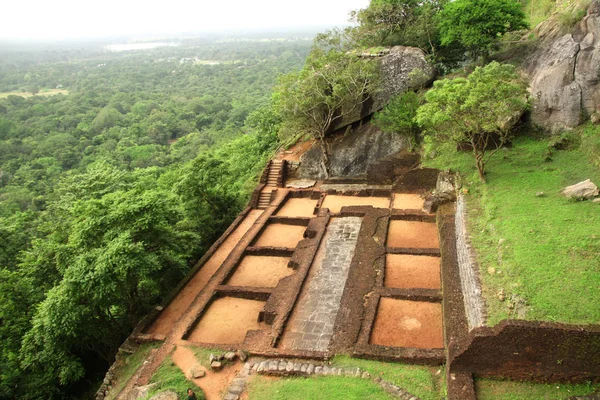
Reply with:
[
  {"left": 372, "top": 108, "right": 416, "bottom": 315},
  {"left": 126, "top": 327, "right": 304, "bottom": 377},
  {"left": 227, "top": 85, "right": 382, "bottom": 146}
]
[
  {"left": 2, "top": 0, "right": 369, "bottom": 41},
  {"left": 0, "top": 25, "right": 336, "bottom": 44}
]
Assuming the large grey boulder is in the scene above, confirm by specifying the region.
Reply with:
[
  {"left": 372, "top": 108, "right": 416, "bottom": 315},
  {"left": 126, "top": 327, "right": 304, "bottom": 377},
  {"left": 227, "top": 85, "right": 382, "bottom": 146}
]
[
  {"left": 561, "top": 179, "right": 599, "bottom": 199},
  {"left": 527, "top": 2, "right": 600, "bottom": 132},
  {"left": 297, "top": 123, "right": 409, "bottom": 180},
  {"left": 329, "top": 46, "right": 434, "bottom": 132}
]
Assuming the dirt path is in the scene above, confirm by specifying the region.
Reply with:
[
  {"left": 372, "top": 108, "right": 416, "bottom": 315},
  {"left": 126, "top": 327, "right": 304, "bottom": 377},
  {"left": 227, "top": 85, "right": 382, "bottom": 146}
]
[
  {"left": 172, "top": 345, "right": 240, "bottom": 400},
  {"left": 147, "top": 210, "right": 263, "bottom": 337}
]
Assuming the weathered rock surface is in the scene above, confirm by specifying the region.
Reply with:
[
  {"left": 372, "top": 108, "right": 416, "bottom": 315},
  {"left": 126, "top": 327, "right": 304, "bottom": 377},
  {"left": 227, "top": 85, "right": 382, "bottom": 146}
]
[
  {"left": 148, "top": 391, "right": 178, "bottom": 400},
  {"left": 188, "top": 364, "right": 206, "bottom": 379},
  {"left": 527, "top": 2, "right": 600, "bottom": 132},
  {"left": 561, "top": 179, "right": 599, "bottom": 199},
  {"left": 423, "top": 171, "right": 457, "bottom": 213},
  {"left": 329, "top": 46, "right": 434, "bottom": 132},
  {"left": 297, "top": 123, "right": 409, "bottom": 180},
  {"left": 127, "top": 383, "right": 158, "bottom": 400}
]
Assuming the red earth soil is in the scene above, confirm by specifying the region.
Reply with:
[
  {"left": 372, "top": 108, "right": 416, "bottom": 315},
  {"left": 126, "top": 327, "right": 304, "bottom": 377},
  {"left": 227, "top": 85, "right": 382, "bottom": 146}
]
[
  {"left": 386, "top": 220, "right": 440, "bottom": 249},
  {"left": 384, "top": 254, "right": 441, "bottom": 289},
  {"left": 227, "top": 255, "right": 294, "bottom": 287},
  {"left": 146, "top": 210, "right": 263, "bottom": 337},
  {"left": 370, "top": 298, "right": 444, "bottom": 349},
  {"left": 253, "top": 223, "right": 306, "bottom": 249},
  {"left": 392, "top": 193, "right": 425, "bottom": 210},
  {"left": 276, "top": 198, "right": 318, "bottom": 218},
  {"left": 186, "top": 297, "right": 268, "bottom": 344},
  {"left": 320, "top": 195, "right": 391, "bottom": 214},
  {"left": 172, "top": 345, "right": 241, "bottom": 400},
  {"left": 275, "top": 139, "right": 316, "bottom": 162}
]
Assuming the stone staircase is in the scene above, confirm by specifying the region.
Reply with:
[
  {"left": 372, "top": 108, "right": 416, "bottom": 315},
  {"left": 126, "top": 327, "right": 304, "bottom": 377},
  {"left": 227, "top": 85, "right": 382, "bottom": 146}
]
[{"left": 258, "top": 160, "right": 284, "bottom": 209}]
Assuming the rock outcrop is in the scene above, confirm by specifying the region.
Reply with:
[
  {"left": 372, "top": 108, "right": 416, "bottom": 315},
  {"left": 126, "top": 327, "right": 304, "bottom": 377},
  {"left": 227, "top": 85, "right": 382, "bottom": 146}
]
[
  {"left": 527, "top": 2, "right": 600, "bottom": 132},
  {"left": 329, "top": 46, "right": 434, "bottom": 132},
  {"left": 561, "top": 179, "right": 599, "bottom": 199},
  {"left": 296, "top": 123, "right": 409, "bottom": 180}
]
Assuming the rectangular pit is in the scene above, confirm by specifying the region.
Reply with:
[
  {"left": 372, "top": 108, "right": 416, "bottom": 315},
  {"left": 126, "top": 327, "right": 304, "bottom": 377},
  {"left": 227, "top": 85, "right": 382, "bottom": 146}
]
[
  {"left": 276, "top": 197, "right": 318, "bottom": 218},
  {"left": 370, "top": 298, "right": 443, "bottom": 349},
  {"left": 385, "top": 254, "right": 441, "bottom": 289},
  {"left": 392, "top": 193, "right": 424, "bottom": 210},
  {"left": 145, "top": 209, "right": 263, "bottom": 337},
  {"left": 253, "top": 223, "right": 306, "bottom": 248},
  {"left": 186, "top": 297, "right": 268, "bottom": 344},
  {"left": 320, "top": 195, "right": 391, "bottom": 214},
  {"left": 386, "top": 220, "right": 439, "bottom": 249},
  {"left": 226, "top": 255, "right": 294, "bottom": 288}
]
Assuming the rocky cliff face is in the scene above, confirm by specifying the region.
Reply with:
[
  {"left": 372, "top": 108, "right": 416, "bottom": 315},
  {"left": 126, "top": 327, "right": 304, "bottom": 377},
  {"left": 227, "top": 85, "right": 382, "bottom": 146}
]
[
  {"left": 297, "top": 123, "right": 409, "bottom": 180},
  {"left": 329, "top": 46, "right": 434, "bottom": 132},
  {"left": 527, "top": 2, "right": 600, "bottom": 132}
]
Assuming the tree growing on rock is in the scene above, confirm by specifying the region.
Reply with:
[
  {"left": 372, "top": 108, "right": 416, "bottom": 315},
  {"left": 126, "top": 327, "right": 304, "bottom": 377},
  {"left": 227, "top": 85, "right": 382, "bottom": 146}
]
[
  {"left": 416, "top": 62, "right": 529, "bottom": 183},
  {"left": 275, "top": 37, "right": 380, "bottom": 176}
]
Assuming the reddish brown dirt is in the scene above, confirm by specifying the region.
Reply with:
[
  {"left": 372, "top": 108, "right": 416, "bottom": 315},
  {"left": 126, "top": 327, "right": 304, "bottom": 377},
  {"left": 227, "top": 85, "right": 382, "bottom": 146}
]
[
  {"left": 370, "top": 298, "right": 444, "bottom": 349},
  {"left": 276, "top": 139, "right": 316, "bottom": 162},
  {"left": 227, "top": 255, "right": 294, "bottom": 287},
  {"left": 386, "top": 220, "right": 440, "bottom": 249},
  {"left": 392, "top": 193, "right": 424, "bottom": 210},
  {"left": 385, "top": 254, "right": 441, "bottom": 289},
  {"left": 320, "top": 195, "right": 391, "bottom": 214},
  {"left": 276, "top": 198, "right": 318, "bottom": 218},
  {"left": 253, "top": 223, "right": 306, "bottom": 248},
  {"left": 187, "top": 297, "right": 268, "bottom": 344},
  {"left": 172, "top": 345, "right": 240, "bottom": 400},
  {"left": 147, "top": 210, "right": 263, "bottom": 337}
]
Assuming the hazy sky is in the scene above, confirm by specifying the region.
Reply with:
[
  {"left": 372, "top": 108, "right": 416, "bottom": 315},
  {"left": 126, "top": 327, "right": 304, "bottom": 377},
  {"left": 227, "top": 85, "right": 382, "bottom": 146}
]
[{"left": 2, "top": 0, "right": 371, "bottom": 40}]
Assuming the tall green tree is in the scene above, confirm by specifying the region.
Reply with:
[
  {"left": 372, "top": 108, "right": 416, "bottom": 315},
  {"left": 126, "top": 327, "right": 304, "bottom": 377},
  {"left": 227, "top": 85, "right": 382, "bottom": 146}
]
[
  {"left": 416, "top": 62, "right": 529, "bottom": 182},
  {"left": 275, "top": 37, "right": 380, "bottom": 176},
  {"left": 437, "top": 0, "right": 528, "bottom": 60}
]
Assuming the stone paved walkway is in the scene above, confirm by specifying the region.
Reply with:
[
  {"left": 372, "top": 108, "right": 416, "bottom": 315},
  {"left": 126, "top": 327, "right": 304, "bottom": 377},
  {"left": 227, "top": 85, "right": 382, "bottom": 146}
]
[{"left": 281, "top": 217, "right": 362, "bottom": 351}]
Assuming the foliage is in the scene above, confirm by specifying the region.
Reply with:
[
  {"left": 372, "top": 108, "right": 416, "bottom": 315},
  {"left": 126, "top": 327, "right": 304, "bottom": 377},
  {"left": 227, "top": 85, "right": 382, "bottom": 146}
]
[
  {"left": 248, "top": 375, "right": 397, "bottom": 400},
  {"left": 416, "top": 62, "right": 529, "bottom": 182},
  {"left": 332, "top": 356, "right": 444, "bottom": 400},
  {"left": 275, "top": 33, "right": 380, "bottom": 175},
  {"left": 437, "top": 0, "right": 528, "bottom": 60},
  {"left": 0, "top": 38, "right": 303, "bottom": 399},
  {"left": 372, "top": 91, "right": 421, "bottom": 148},
  {"left": 349, "top": 0, "right": 448, "bottom": 54},
  {"left": 423, "top": 136, "right": 600, "bottom": 325}
]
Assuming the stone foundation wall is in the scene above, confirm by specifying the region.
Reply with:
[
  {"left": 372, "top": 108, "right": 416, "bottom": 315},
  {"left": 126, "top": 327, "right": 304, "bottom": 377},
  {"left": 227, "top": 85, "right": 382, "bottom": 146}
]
[{"left": 455, "top": 195, "right": 486, "bottom": 330}]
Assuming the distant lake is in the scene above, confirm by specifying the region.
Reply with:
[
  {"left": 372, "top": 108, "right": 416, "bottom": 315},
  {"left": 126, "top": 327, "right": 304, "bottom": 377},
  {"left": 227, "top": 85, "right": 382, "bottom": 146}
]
[{"left": 105, "top": 42, "right": 180, "bottom": 52}]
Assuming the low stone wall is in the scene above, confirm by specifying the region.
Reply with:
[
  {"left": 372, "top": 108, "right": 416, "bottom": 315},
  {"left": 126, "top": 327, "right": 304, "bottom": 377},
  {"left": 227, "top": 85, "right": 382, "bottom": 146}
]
[
  {"left": 223, "top": 358, "right": 422, "bottom": 400},
  {"left": 450, "top": 320, "right": 600, "bottom": 383},
  {"left": 455, "top": 195, "right": 486, "bottom": 330}
]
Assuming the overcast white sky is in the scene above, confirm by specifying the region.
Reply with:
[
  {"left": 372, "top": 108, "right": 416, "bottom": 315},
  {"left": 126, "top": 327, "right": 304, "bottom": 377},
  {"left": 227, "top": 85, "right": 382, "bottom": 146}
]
[{"left": 2, "top": 0, "right": 371, "bottom": 40}]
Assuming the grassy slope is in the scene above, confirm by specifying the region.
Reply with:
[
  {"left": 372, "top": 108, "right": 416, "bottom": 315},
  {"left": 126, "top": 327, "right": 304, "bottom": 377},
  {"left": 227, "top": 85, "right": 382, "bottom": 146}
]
[
  {"left": 424, "top": 135, "right": 600, "bottom": 325},
  {"left": 476, "top": 378, "right": 600, "bottom": 399},
  {"left": 143, "top": 356, "right": 203, "bottom": 400},
  {"left": 248, "top": 375, "right": 397, "bottom": 400},
  {"left": 331, "top": 355, "right": 444, "bottom": 400},
  {"left": 106, "top": 343, "right": 160, "bottom": 400}
]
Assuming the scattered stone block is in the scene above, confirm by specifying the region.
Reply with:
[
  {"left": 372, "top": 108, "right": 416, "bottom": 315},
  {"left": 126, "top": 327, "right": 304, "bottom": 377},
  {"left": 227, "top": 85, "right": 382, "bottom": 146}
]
[
  {"left": 210, "top": 361, "right": 223, "bottom": 370},
  {"left": 561, "top": 179, "right": 599, "bottom": 200},
  {"left": 236, "top": 349, "right": 248, "bottom": 362},
  {"left": 224, "top": 352, "right": 237, "bottom": 362},
  {"left": 188, "top": 364, "right": 206, "bottom": 379},
  {"left": 148, "top": 391, "right": 178, "bottom": 400}
]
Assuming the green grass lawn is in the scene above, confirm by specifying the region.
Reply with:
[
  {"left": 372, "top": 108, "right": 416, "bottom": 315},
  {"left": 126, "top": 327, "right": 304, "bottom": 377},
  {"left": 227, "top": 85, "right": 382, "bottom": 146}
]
[
  {"left": 424, "top": 134, "right": 600, "bottom": 325},
  {"left": 331, "top": 355, "right": 444, "bottom": 400},
  {"left": 248, "top": 375, "right": 397, "bottom": 400},
  {"left": 476, "top": 378, "right": 600, "bottom": 399}
]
